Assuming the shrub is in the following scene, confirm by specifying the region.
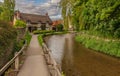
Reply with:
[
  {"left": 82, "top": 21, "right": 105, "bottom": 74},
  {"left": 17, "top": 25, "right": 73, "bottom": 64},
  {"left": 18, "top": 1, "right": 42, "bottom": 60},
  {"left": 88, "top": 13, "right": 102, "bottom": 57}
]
[
  {"left": 114, "top": 28, "right": 120, "bottom": 38},
  {"left": 56, "top": 24, "right": 63, "bottom": 31},
  {"left": 14, "top": 20, "right": 26, "bottom": 28},
  {"left": 0, "top": 20, "right": 17, "bottom": 48},
  {"left": 13, "top": 39, "right": 25, "bottom": 52},
  {"left": 0, "top": 20, "right": 17, "bottom": 68},
  {"left": 13, "top": 31, "right": 32, "bottom": 52}
]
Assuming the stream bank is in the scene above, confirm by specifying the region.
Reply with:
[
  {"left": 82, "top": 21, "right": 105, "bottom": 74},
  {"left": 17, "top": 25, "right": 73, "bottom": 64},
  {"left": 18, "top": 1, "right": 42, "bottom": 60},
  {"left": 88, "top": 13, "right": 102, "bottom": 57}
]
[{"left": 45, "top": 34, "right": 120, "bottom": 76}]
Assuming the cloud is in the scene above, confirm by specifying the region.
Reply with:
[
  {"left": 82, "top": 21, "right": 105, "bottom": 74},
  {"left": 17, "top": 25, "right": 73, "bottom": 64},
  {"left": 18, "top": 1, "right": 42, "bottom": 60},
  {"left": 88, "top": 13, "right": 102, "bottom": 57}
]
[
  {"left": 0, "top": 0, "right": 3, "bottom": 2},
  {"left": 50, "top": 15, "right": 62, "bottom": 20},
  {"left": 51, "top": 0, "right": 60, "bottom": 3},
  {"left": 15, "top": 0, "right": 61, "bottom": 20}
]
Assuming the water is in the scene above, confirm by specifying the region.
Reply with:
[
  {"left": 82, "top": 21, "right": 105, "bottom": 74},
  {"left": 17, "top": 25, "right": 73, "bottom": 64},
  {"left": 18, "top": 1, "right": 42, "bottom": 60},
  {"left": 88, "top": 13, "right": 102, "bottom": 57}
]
[{"left": 44, "top": 34, "right": 120, "bottom": 76}]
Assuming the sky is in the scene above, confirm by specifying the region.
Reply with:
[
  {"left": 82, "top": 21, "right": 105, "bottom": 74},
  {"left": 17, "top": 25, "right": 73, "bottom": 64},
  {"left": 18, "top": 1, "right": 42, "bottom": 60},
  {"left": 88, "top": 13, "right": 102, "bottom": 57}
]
[
  {"left": 0, "top": 0, "right": 3, "bottom": 2},
  {"left": 15, "top": 0, "right": 62, "bottom": 20}
]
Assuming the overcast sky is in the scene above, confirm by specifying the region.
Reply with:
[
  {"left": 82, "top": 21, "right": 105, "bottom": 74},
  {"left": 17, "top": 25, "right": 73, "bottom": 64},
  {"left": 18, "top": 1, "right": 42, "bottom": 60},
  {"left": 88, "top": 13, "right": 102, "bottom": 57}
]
[
  {"left": 0, "top": 0, "right": 3, "bottom": 2},
  {"left": 15, "top": 0, "right": 62, "bottom": 20}
]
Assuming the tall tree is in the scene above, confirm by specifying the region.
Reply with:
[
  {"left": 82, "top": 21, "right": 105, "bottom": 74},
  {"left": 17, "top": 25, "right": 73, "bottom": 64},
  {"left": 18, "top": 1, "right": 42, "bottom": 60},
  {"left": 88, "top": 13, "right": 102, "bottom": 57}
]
[
  {"left": 60, "top": 0, "right": 120, "bottom": 38},
  {"left": 60, "top": 0, "right": 74, "bottom": 30},
  {"left": 1, "top": 0, "right": 15, "bottom": 21},
  {"left": 0, "top": 2, "right": 3, "bottom": 16}
]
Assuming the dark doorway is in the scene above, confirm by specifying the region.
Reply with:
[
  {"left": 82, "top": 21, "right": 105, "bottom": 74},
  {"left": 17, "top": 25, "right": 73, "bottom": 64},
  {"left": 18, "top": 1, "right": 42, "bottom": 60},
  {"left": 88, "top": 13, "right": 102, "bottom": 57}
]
[
  {"left": 28, "top": 27, "right": 37, "bottom": 32},
  {"left": 52, "top": 26, "right": 56, "bottom": 31},
  {"left": 41, "top": 25, "right": 46, "bottom": 30},
  {"left": 28, "top": 27, "right": 32, "bottom": 32}
]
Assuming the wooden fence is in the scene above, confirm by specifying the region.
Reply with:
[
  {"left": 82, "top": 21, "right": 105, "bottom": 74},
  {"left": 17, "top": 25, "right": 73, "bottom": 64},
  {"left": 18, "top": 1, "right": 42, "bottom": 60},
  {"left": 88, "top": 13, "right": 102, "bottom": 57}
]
[
  {"left": 42, "top": 43, "right": 62, "bottom": 76},
  {"left": 0, "top": 42, "right": 27, "bottom": 76}
]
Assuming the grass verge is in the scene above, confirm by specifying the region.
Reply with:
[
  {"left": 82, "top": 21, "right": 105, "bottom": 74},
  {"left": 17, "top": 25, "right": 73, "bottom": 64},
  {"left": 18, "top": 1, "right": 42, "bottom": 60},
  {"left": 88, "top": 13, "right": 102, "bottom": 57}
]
[
  {"left": 37, "top": 30, "right": 68, "bottom": 46},
  {"left": 25, "top": 31, "right": 32, "bottom": 45},
  {"left": 38, "top": 34, "right": 44, "bottom": 46},
  {"left": 75, "top": 34, "right": 120, "bottom": 57}
]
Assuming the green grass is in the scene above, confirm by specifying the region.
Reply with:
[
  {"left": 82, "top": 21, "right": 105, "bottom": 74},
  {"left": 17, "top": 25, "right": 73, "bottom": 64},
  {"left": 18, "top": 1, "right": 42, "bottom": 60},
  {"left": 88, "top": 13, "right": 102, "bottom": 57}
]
[
  {"left": 37, "top": 30, "right": 68, "bottom": 46},
  {"left": 33, "top": 30, "right": 54, "bottom": 34},
  {"left": 53, "top": 31, "right": 68, "bottom": 35},
  {"left": 38, "top": 34, "right": 44, "bottom": 46},
  {"left": 75, "top": 34, "right": 120, "bottom": 57},
  {"left": 33, "top": 30, "right": 68, "bottom": 35},
  {"left": 25, "top": 31, "right": 32, "bottom": 45}
]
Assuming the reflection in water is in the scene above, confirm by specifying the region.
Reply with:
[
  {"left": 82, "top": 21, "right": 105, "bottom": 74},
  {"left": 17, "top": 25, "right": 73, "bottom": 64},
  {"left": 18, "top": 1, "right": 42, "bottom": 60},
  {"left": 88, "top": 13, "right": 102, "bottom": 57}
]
[
  {"left": 62, "top": 34, "right": 81, "bottom": 76},
  {"left": 46, "top": 35, "right": 65, "bottom": 64},
  {"left": 65, "top": 34, "right": 74, "bottom": 64},
  {"left": 45, "top": 34, "right": 120, "bottom": 76}
]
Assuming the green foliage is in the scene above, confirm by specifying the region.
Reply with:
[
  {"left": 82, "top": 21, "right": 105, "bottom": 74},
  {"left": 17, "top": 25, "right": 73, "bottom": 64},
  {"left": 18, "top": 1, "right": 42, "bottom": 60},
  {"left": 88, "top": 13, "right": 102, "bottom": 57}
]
[
  {"left": 13, "top": 31, "right": 32, "bottom": 52},
  {"left": 0, "top": 20, "right": 17, "bottom": 68},
  {"left": 60, "top": 0, "right": 74, "bottom": 30},
  {"left": 25, "top": 31, "right": 32, "bottom": 45},
  {"left": 56, "top": 24, "right": 63, "bottom": 31},
  {"left": 0, "top": 20, "right": 17, "bottom": 48},
  {"left": 0, "top": 0, "right": 15, "bottom": 21},
  {"left": 33, "top": 30, "right": 54, "bottom": 34},
  {"left": 38, "top": 35, "right": 43, "bottom": 46},
  {"left": 14, "top": 20, "right": 26, "bottom": 28},
  {"left": 60, "top": 0, "right": 120, "bottom": 38},
  {"left": 0, "top": 6, "right": 3, "bottom": 14},
  {"left": 76, "top": 35, "right": 120, "bottom": 57},
  {"left": 13, "top": 39, "right": 25, "bottom": 52},
  {"left": 114, "top": 28, "right": 120, "bottom": 38},
  {"left": 37, "top": 30, "right": 68, "bottom": 46},
  {"left": 33, "top": 30, "right": 68, "bottom": 36}
]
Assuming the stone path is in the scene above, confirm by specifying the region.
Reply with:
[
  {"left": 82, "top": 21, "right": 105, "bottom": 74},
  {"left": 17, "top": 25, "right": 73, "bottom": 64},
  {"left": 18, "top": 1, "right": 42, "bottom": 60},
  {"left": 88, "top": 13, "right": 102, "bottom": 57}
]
[{"left": 17, "top": 35, "right": 50, "bottom": 76}]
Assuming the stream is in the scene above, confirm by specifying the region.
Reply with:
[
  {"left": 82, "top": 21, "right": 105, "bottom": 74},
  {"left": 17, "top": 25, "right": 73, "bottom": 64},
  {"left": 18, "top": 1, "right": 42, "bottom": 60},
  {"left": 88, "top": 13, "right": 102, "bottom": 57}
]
[{"left": 44, "top": 34, "right": 120, "bottom": 76}]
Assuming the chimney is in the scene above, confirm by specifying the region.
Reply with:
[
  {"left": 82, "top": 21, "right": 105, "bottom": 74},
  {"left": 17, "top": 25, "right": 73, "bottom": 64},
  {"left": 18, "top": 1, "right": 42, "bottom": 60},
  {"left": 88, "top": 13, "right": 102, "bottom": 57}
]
[{"left": 16, "top": 10, "right": 20, "bottom": 19}]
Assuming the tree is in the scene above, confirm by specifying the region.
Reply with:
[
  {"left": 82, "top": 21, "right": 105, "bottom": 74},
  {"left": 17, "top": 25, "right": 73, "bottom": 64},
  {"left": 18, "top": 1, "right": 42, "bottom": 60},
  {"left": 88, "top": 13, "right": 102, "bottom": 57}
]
[
  {"left": 60, "top": 0, "right": 120, "bottom": 38},
  {"left": 0, "top": 2, "right": 3, "bottom": 17},
  {"left": 0, "top": 0, "right": 15, "bottom": 21},
  {"left": 60, "top": 0, "right": 74, "bottom": 30},
  {"left": 0, "top": 6, "right": 3, "bottom": 14}
]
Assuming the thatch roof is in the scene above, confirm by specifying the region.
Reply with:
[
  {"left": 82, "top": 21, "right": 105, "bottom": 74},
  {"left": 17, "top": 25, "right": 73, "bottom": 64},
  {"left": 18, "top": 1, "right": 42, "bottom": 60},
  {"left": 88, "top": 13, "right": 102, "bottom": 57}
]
[
  {"left": 20, "top": 13, "right": 52, "bottom": 24},
  {"left": 16, "top": 12, "right": 52, "bottom": 24}
]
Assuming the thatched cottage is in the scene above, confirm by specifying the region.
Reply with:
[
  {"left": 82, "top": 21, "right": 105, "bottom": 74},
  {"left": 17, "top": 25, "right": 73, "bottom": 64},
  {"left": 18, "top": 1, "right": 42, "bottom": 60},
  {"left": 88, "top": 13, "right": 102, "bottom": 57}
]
[{"left": 14, "top": 11, "right": 52, "bottom": 32}]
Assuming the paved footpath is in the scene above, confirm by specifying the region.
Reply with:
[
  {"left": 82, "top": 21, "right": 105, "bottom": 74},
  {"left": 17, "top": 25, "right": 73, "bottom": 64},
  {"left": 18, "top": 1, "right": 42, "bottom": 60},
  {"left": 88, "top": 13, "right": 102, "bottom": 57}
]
[{"left": 17, "top": 35, "right": 50, "bottom": 76}]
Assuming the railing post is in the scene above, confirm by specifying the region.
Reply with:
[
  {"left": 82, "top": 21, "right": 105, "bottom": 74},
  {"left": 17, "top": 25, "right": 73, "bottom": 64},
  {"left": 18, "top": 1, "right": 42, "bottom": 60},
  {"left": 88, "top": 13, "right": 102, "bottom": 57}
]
[{"left": 15, "top": 52, "right": 19, "bottom": 71}]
